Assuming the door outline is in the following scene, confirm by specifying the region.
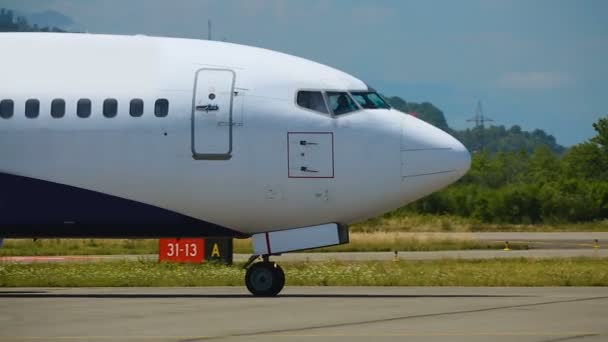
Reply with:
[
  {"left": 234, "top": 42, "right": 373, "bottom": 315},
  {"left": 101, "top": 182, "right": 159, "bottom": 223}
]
[{"left": 191, "top": 68, "right": 235, "bottom": 160}]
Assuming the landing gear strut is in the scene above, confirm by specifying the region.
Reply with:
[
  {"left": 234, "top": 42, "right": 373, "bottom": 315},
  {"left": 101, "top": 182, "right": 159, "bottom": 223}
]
[{"left": 244, "top": 255, "right": 285, "bottom": 296}]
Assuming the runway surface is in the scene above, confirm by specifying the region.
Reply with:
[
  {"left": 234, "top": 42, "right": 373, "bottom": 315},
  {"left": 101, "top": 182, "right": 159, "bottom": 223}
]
[
  {"left": 1, "top": 287, "right": 607, "bottom": 342},
  {"left": 458, "top": 232, "right": 608, "bottom": 249}
]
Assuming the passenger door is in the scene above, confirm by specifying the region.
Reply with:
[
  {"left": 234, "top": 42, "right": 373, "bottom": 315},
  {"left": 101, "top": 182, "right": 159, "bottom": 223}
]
[{"left": 192, "top": 68, "right": 235, "bottom": 160}]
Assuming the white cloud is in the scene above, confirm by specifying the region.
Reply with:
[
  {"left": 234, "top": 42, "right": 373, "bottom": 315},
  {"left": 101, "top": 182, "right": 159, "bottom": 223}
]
[{"left": 497, "top": 71, "right": 573, "bottom": 90}]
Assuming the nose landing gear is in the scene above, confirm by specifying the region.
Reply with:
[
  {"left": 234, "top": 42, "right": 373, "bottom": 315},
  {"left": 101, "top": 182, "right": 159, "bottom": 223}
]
[
  {"left": 244, "top": 224, "right": 349, "bottom": 296},
  {"left": 244, "top": 255, "right": 285, "bottom": 296}
]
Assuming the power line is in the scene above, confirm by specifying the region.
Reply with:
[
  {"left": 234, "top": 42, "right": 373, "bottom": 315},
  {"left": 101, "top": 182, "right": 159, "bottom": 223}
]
[
  {"left": 466, "top": 100, "right": 494, "bottom": 151},
  {"left": 466, "top": 100, "right": 493, "bottom": 128}
]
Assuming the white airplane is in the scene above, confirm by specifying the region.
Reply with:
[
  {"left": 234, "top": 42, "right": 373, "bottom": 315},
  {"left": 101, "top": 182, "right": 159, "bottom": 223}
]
[{"left": 0, "top": 33, "right": 470, "bottom": 296}]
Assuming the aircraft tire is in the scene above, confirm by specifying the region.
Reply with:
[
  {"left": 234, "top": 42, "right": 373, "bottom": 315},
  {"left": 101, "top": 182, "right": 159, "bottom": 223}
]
[{"left": 245, "top": 261, "right": 285, "bottom": 296}]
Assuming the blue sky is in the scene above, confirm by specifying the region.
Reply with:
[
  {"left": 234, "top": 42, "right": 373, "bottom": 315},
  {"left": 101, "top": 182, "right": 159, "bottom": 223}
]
[{"left": 3, "top": 0, "right": 607, "bottom": 146}]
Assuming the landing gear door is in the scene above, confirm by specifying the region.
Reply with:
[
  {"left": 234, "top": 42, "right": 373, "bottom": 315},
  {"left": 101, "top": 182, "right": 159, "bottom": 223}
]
[{"left": 192, "top": 68, "right": 235, "bottom": 160}]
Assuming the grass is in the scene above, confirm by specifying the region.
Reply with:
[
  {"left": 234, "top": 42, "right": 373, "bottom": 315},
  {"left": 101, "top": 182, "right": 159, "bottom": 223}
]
[
  {"left": 352, "top": 214, "right": 608, "bottom": 233},
  {"left": 0, "top": 239, "right": 159, "bottom": 256},
  {"left": 0, "top": 234, "right": 526, "bottom": 256},
  {"left": 1, "top": 258, "right": 607, "bottom": 287}
]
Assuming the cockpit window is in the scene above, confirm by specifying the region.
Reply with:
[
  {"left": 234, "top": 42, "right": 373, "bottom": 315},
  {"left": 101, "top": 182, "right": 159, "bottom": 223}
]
[
  {"left": 350, "top": 92, "right": 391, "bottom": 109},
  {"left": 297, "top": 91, "right": 329, "bottom": 114},
  {"left": 326, "top": 92, "right": 359, "bottom": 115}
]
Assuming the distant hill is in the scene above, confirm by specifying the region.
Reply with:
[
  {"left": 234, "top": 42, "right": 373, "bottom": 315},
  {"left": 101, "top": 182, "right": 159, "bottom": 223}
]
[
  {"left": 28, "top": 10, "right": 76, "bottom": 30},
  {"left": 0, "top": 8, "right": 68, "bottom": 32},
  {"left": 385, "top": 96, "right": 449, "bottom": 131},
  {"left": 452, "top": 125, "right": 565, "bottom": 154},
  {"left": 386, "top": 95, "right": 566, "bottom": 154}
]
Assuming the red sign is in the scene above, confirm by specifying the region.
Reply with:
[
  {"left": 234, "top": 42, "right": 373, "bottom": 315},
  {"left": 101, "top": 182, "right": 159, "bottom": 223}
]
[{"left": 159, "top": 238, "right": 205, "bottom": 263}]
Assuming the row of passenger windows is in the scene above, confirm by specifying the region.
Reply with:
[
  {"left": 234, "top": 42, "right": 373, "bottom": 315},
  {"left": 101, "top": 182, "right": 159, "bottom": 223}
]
[
  {"left": 297, "top": 90, "right": 390, "bottom": 115},
  {"left": 0, "top": 98, "right": 169, "bottom": 119}
]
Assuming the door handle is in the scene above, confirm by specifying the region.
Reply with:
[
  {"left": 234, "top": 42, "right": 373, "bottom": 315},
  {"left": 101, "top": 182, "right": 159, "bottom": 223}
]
[
  {"left": 300, "top": 140, "right": 318, "bottom": 146},
  {"left": 300, "top": 166, "right": 319, "bottom": 173},
  {"left": 196, "top": 104, "right": 219, "bottom": 112}
]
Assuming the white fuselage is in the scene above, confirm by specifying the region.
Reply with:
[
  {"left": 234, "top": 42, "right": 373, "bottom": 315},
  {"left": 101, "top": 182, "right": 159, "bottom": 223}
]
[{"left": 0, "top": 33, "right": 470, "bottom": 237}]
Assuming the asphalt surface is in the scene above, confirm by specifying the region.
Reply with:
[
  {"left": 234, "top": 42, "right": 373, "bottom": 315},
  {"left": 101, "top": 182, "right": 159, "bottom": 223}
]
[
  {"left": 459, "top": 232, "right": 608, "bottom": 249},
  {"left": 1, "top": 287, "right": 606, "bottom": 342},
  {"left": 265, "top": 249, "right": 608, "bottom": 261}
]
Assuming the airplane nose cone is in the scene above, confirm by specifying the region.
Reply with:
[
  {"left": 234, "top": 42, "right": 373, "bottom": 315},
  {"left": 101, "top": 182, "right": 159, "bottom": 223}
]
[
  {"left": 400, "top": 114, "right": 471, "bottom": 197},
  {"left": 449, "top": 137, "right": 472, "bottom": 180}
]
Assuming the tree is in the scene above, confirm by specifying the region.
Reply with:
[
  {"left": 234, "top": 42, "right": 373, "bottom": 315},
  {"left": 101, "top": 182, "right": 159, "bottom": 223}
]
[
  {"left": 529, "top": 145, "right": 560, "bottom": 183},
  {"left": 563, "top": 116, "right": 608, "bottom": 180},
  {"left": 385, "top": 96, "right": 449, "bottom": 131},
  {"left": 562, "top": 143, "right": 607, "bottom": 180},
  {"left": 591, "top": 116, "right": 608, "bottom": 149}
]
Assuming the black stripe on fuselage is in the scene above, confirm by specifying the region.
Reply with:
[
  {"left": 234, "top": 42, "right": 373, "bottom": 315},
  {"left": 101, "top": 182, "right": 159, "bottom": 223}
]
[{"left": 0, "top": 172, "right": 247, "bottom": 238}]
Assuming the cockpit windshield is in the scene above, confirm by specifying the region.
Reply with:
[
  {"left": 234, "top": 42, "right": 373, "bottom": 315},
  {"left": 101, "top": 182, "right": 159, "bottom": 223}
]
[
  {"left": 295, "top": 90, "right": 391, "bottom": 117},
  {"left": 350, "top": 92, "right": 391, "bottom": 110},
  {"left": 326, "top": 92, "right": 359, "bottom": 115}
]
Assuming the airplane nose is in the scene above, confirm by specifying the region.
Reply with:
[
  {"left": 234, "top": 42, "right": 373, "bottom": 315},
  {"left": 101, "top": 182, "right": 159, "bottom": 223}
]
[
  {"left": 400, "top": 115, "right": 471, "bottom": 189},
  {"left": 448, "top": 136, "right": 472, "bottom": 180}
]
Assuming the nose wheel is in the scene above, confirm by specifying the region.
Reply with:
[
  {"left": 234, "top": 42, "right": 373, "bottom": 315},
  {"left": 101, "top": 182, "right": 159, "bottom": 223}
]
[{"left": 245, "top": 258, "right": 285, "bottom": 297}]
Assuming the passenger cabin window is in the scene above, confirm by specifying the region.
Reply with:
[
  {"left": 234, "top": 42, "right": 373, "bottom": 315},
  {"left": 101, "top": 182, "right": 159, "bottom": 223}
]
[
  {"left": 350, "top": 92, "right": 391, "bottom": 109},
  {"left": 0, "top": 99, "right": 14, "bottom": 119},
  {"left": 103, "top": 99, "right": 118, "bottom": 118},
  {"left": 326, "top": 92, "right": 358, "bottom": 115},
  {"left": 25, "top": 99, "right": 40, "bottom": 119},
  {"left": 130, "top": 99, "right": 144, "bottom": 117},
  {"left": 154, "top": 99, "right": 169, "bottom": 117},
  {"left": 25, "top": 99, "right": 40, "bottom": 118},
  {"left": 296, "top": 91, "right": 328, "bottom": 114},
  {"left": 77, "top": 99, "right": 91, "bottom": 118},
  {"left": 51, "top": 99, "right": 65, "bottom": 118}
]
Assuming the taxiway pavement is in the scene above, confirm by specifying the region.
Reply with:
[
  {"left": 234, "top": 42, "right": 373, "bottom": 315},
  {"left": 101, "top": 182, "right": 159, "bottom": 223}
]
[{"left": 1, "top": 287, "right": 606, "bottom": 342}]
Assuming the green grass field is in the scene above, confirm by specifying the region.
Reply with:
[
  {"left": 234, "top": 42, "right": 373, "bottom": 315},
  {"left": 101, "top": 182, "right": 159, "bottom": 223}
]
[
  {"left": 0, "top": 239, "right": 158, "bottom": 256},
  {"left": 1, "top": 258, "right": 606, "bottom": 287}
]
